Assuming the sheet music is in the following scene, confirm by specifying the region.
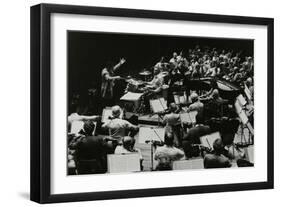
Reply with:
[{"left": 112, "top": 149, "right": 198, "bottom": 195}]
[
  {"left": 234, "top": 100, "right": 249, "bottom": 125},
  {"left": 246, "top": 122, "right": 254, "bottom": 135},
  {"left": 159, "top": 97, "right": 168, "bottom": 110},
  {"left": 179, "top": 95, "right": 187, "bottom": 104},
  {"left": 180, "top": 112, "right": 190, "bottom": 123},
  {"left": 173, "top": 95, "right": 180, "bottom": 105},
  {"left": 237, "top": 94, "right": 247, "bottom": 106},
  {"left": 173, "top": 158, "right": 204, "bottom": 170},
  {"left": 150, "top": 99, "right": 165, "bottom": 113},
  {"left": 102, "top": 107, "right": 112, "bottom": 123},
  {"left": 138, "top": 127, "right": 165, "bottom": 143},
  {"left": 189, "top": 111, "right": 198, "bottom": 123},
  {"left": 70, "top": 120, "right": 84, "bottom": 135},
  {"left": 234, "top": 100, "right": 243, "bottom": 113},
  {"left": 200, "top": 132, "right": 221, "bottom": 150},
  {"left": 120, "top": 92, "right": 143, "bottom": 101},
  {"left": 107, "top": 153, "right": 141, "bottom": 173},
  {"left": 245, "top": 145, "right": 254, "bottom": 163},
  {"left": 180, "top": 111, "right": 198, "bottom": 123},
  {"left": 244, "top": 84, "right": 252, "bottom": 101},
  {"left": 238, "top": 110, "right": 249, "bottom": 125}
]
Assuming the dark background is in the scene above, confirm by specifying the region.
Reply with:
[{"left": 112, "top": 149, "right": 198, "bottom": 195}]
[{"left": 67, "top": 31, "right": 253, "bottom": 112}]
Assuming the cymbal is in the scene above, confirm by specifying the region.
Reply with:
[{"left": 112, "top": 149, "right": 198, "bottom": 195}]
[{"left": 139, "top": 71, "right": 152, "bottom": 76}]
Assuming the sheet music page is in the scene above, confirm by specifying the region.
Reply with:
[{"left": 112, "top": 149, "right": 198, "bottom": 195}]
[
  {"left": 239, "top": 110, "right": 249, "bottom": 125},
  {"left": 173, "top": 160, "right": 192, "bottom": 170},
  {"left": 234, "top": 100, "right": 243, "bottom": 113},
  {"left": 107, "top": 153, "right": 140, "bottom": 173},
  {"left": 138, "top": 127, "right": 165, "bottom": 143},
  {"left": 180, "top": 112, "right": 191, "bottom": 123},
  {"left": 152, "top": 128, "right": 165, "bottom": 142},
  {"left": 237, "top": 94, "right": 247, "bottom": 106},
  {"left": 138, "top": 127, "right": 153, "bottom": 143},
  {"left": 179, "top": 95, "right": 186, "bottom": 104},
  {"left": 102, "top": 107, "right": 112, "bottom": 123},
  {"left": 173, "top": 95, "right": 180, "bottom": 105},
  {"left": 172, "top": 159, "right": 204, "bottom": 170},
  {"left": 200, "top": 132, "right": 221, "bottom": 150},
  {"left": 70, "top": 120, "right": 84, "bottom": 134},
  {"left": 120, "top": 92, "right": 143, "bottom": 101},
  {"left": 244, "top": 85, "right": 252, "bottom": 100},
  {"left": 159, "top": 97, "right": 168, "bottom": 110},
  {"left": 150, "top": 99, "right": 164, "bottom": 113},
  {"left": 246, "top": 122, "right": 254, "bottom": 135},
  {"left": 189, "top": 111, "right": 198, "bottom": 123},
  {"left": 245, "top": 145, "right": 254, "bottom": 163},
  {"left": 191, "top": 158, "right": 204, "bottom": 169}
]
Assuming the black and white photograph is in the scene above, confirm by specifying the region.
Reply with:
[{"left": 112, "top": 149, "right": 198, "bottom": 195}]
[{"left": 67, "top": 31, "right": 255, "bottom": 175}]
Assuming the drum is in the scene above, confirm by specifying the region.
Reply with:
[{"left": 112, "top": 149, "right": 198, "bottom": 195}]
[{"left": 126, "top": 79, "right": 144, "bottom": 92}]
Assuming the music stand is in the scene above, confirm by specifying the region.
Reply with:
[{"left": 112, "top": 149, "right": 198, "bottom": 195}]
[
  {"left": 149, "top": 98, "right": 167, "bottom": 126},
  {"left": 234, "top": 98, "right": 254, "bottom": 146},
  {"left": 120, "top": 92, "right": 143, "bottom": 113},
  {"left": 102, "top": 107, "right": 112, "bottom": 123},
  {"left": 179, "top": 111, "right": 198, "bottom": 125},
  {"left": 244, "top": 84, "right": 252, "bottom": 102},
  {"left": 200, "top": 132, "right": 221, "bottom": 150},
  {"left": 138, "top": 126, "right": 165, "bottom": 170}
]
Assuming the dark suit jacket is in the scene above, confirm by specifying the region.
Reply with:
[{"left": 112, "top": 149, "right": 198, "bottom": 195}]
[
  {"left": 75, "top": 135, "right": 106, "bottom": 160},
  {"left": 184, "top": 125, "right": 211, "bottom": 144}
]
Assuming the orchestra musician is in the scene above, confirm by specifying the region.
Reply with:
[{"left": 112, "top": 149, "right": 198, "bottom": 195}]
[
  {"left": 144, "top": 66, "right": 164, "bottom": 94},
  {"left": 114, "top": 136, "right": 143, "bottom": 170},
  {"left": 68, "top": 104, "right": 100, "bottom": 135},
  {"left": 101, "top": 58, "right": 126, "bottom": 108},
  {"left": 169, "top": 52, "right": 178, "bottom": 67},
  {"left": 102, "top": 105, "right": 139, "bottom": 153},
  {"left": 154, "top": 56, "right": 168, "bottom": 71},
  {"left": 188, "top": 92, "right": 204, "bottom": 115},
  {"left": 182, "top": 114, "right": 211, "bottom": 158},
  {"left": 154, "top": 132, "right": 185, "bottom": 171},
  {"left": 162, "top": 103, "right": 182, "bottom": 147},
  {"left": 203, "top": 138, "right": 232, "bottom": 169},
  {"left": 69, "top": 121, "right": 108, "bottom": 174}
]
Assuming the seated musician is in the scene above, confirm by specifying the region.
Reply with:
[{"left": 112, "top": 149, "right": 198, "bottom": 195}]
[
  {"left": 204, "top": 89, "right": 227, "bottom": 118},
  {"left": 163, "top": 103, "right": 182, "bottom": 147},
  {"left": 203, "top": 138, "right": 232, "bottom": 169},
  {"left": 114, "top": 136, "right": 143, "bottom": 170},
  {"left": 68, "top": 104, "right": 100, "bottom": 135},
  {"left": 245, "top": 77, "right": 254, "bottom": 102},
  {"left": 188, "top": 92, "right": 204, "bottom": 115},
  {"left": 219, "top": 119, "right": 253, "bottom": 167},
  {"left": 69, "top": 121, "right": 108, "bottom": 174},
  {"left": 154, "top": 132, "right": 185, "bottom": 171},
  {"left": 145, "top": 66, "right": 164, "bottom": 94},
  {"left": 155, "top": 56, "right": 167, "bottom": 71},
  {"left": 169, "top": 52, "right": 178, "bottom": 67},
  {"left": 102, "top": 105, "right": 139, "bottom": 152},
  {"left": 182, "top": 114, "right": 211, "bottom": 158}
]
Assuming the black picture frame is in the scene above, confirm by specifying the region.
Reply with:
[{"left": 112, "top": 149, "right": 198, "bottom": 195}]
[{"left": 30, "top": 3, "right": 274, "bottom": 204}]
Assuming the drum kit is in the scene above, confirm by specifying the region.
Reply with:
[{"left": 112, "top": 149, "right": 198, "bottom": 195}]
[{"left": 120, "top": 69, "right": 170, "bottom": 113}]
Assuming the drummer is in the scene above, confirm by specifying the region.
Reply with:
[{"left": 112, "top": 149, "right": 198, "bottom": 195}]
[
  {"left": 145, "top": 66, "right": 164, "bottom": 94},
  {"left": 155, "top": 56, "right": 168, "bottom": 71}
]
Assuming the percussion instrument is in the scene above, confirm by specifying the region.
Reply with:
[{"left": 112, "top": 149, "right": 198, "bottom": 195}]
[
  {"left": 125, "top": 79, "right": 145, "bottom": 93},
  {"left": 139, "top": 70, "right": 152, "bottom": 81}
]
